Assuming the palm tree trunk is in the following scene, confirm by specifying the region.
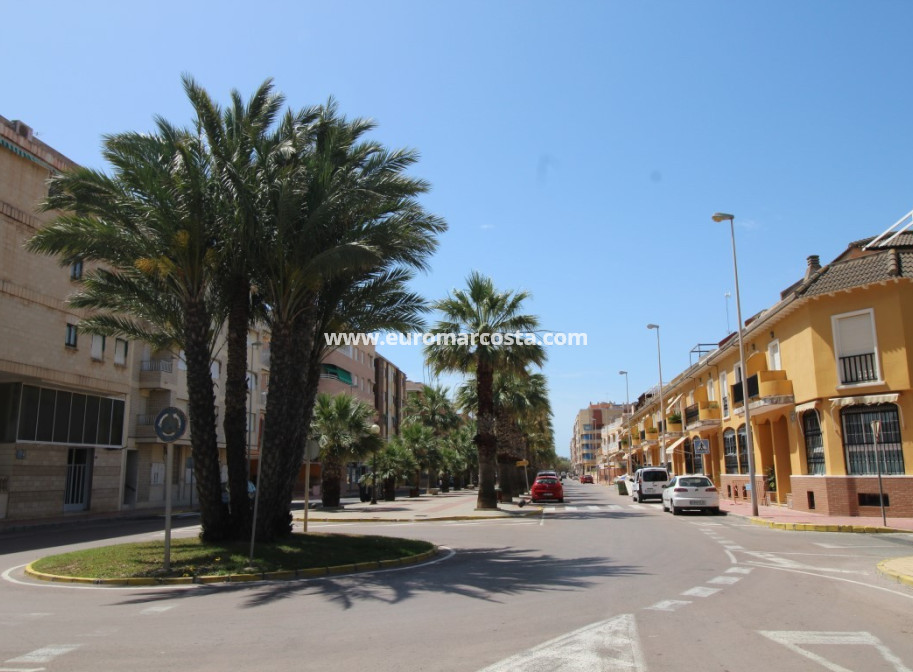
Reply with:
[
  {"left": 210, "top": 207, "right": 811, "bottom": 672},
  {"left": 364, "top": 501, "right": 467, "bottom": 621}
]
[
  {"left": 184, "top": 298, "right": 230, "bottom": 541},
  {"left": 223, "top": 276, "right": 252, "bottom": 538},
  {"left": 476, "top": 363, "right": 498, "bottom": 509},
  {"left": 321, "top": 456, "right": 343, "bottom": 507},
  {"left": 256, "top": 318, "right": 303, "bottom": 541}
]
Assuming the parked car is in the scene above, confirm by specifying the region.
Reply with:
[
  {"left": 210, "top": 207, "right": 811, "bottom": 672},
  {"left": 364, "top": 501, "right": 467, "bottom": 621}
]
[
  {"left": 530, "top": 476, "right": 564, "bottom": 503},
  {"left": 630, "top": 467, "right": 670, "bottom": 502},
  {"left": 661, "top": 474, "right": 720, "bottom": 515},
  {"left": 579, "top": 474, "right": 594, "bottom": 484},
  {"left": 537, "top": 470, "right": 559, "bottom": 480}
]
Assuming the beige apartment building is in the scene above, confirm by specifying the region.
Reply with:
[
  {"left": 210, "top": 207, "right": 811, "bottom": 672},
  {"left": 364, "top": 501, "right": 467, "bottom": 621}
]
[{"left": 570, "top": 402, "right": 624, "bottom": 479}]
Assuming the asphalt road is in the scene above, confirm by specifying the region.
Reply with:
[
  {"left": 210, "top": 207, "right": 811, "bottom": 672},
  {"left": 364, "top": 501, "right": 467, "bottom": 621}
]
[{"left": 2, "top": 481, "right": 913, "bottom": 671}]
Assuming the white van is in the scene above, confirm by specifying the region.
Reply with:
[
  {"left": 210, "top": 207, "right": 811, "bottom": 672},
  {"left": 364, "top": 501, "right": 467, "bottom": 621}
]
[{"left": 631, "top": 467, "right": 670, "bottom": 502}]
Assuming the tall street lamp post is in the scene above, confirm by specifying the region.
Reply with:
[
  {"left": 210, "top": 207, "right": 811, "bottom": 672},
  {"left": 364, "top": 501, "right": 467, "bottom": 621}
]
[
  {"left": 247, "top": 340, "right": 262, "bottom": 481},
  {"left": 713, "top": 212, "right": 759, "bottom": 517},
  {"left": 619, "top": 370, "right": 631, "bottom": 473},
  {"left": 646, "top": 325, "right": 664, "bottom": 468}
]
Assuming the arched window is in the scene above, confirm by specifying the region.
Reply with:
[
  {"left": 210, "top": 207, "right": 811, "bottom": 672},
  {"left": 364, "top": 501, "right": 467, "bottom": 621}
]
[
  {"left": 803, "top": 410, "right": 825, "bottom": 475},
  {"left": 723, "top": 428, "right": 738, "bottom": 474},
  {"left": 841, "top": 404, "right": 904, "bottom": 475},
  {"left": 737, "top": 424, "right": 749, "bottom": 475}
]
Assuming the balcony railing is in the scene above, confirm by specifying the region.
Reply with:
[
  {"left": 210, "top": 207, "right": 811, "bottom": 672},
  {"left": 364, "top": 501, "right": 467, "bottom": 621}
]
[
  {"left": 839, "top": 352, "right": 877, "bottom": 384},
  {"left": 685, "top": 404, "right": 700, "bottom": 425},
  {"left": 140, "top": 359, "right": 173, "bottom": 373},
  {"left": 731, "top": 375, "right": 759, "bottom": 405}
]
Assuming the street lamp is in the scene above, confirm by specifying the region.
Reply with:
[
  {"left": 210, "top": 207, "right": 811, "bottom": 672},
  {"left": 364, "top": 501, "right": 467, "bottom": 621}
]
[
  {"left": 369, "top": 423, "right": 381, "bottom": 505},
  {"left": 619, "top": 370, "right": 631, "bottom": 473},
  {"left": 712, "top": 212, "right": 759, "bottom": 517},
  {"left": 646, "top": 325, "right": 664, "bottom": 468}
]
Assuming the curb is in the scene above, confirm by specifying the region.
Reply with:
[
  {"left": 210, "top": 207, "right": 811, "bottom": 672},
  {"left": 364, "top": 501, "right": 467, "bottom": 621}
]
[
  {"left": 877, "top": 559, "right": 913, "bottom": 588},
  {"left": 300, "top": 509, "right": 544, "bottom": 524},
  {"left": 747, "top": 517, "right": 907, "bottom": 534},
  {"left": 23, "top": 548, "right": 439, "bottom": 586}
]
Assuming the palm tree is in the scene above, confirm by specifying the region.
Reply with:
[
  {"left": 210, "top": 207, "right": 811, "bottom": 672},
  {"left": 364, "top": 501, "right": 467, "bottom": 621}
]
[
  {"left": 311, "top": 393, "right": 380, "bottom": 507},
  {"left": 183, "top": 76, "right": 285, "bottom": 536},
  {"left": 458, "top": 371, "right": 551, "bottom": 499},
  {"left": 27, "top": 122, "right": 232, "bottom": 540},
  {"left": 254, "top": 103, "right": 445, "bottom": 538},
  {"left": 396, "top": 422, "right": 438, "bottom": 495},
  {"left": 425, "top": 272, "right": 545, "bottom": 509},
  {"left": 368, "top": 439, "right": 418, "bottom": 501}
]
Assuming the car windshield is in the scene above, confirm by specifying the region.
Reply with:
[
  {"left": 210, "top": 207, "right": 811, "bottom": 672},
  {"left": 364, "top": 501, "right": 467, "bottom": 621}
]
[
  {"left": 679, "top": 477, "right": 712, "bottom": 487},
  {"left": 642, "top": 471, "right": 668, "bottom": 481},
  {"left": 536, "top": 478, "right": 559, "bottom": 485}
]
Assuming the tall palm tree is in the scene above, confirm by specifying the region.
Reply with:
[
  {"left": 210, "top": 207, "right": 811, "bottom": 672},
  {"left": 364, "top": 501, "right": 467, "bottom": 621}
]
[
  {"left": 183, "top": 76, "right": 286, "bottom": 536},
  {"left": 396, "top": 422, "right": 438, "bottom": 494},
  {"left": 254, "top": 103, "right": 445, "bottom": 539},
  {"left": 311, "top": 393, "right": 380, "bottom": 507},
  {"left": 27, "top": 123, "right": 231, "bottom": 540},
  {"left": 425, "top": 272, "right": 545, "bottom": 509}
]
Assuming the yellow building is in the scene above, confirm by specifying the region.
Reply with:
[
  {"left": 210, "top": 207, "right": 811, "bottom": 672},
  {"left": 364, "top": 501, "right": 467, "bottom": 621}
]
[{"left": 624, "top": 228, "right": 913, "bottom": 518}]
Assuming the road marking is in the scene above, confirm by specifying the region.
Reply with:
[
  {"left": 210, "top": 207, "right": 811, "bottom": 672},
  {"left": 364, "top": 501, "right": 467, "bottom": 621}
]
[
  {"left": 681, "top": 586, "right": 722, "bottom": 598},
  {"left": 606, "top": 505, "right": 624, "bottom": 511},
  {"left": 725, "top": 567, "right": 753, "bottom": 574},
  {"left": 646, "top": 599, "right": 691, "bottom": 612},
  {"left": 723, "top": 545, "right": 745, "bottom": 551},
  {"left": 587, "top": 506, "right": 601, "bottom": 511},
  {"left": 7, "top": 645, "right": 80, "bottom": 663},
  {"left": 707, "top": 576, "right": 741, "bottom": 585},
  {"left": 564, "top": 506, "right": 578, "bottom": 512},
  {"left": 759, "top": 630, "right": 912, "bottom": 672},
  {"left": 813, "top": 543, "right": 894, "bottom": 549},
  {"left": 477, "top": 613, "right": 644, "bottom": 672},
  {"left": 141, "top": 605, "right": 175, "bottom": 615}
]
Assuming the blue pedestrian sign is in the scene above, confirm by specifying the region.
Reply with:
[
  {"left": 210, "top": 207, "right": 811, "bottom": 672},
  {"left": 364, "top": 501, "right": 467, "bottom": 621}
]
[
  {"left": 694, "top": 438, "right": 710, "bottom": 454},
  {"left": 154, "top": 407, "right": 187, "bottom": 442}
]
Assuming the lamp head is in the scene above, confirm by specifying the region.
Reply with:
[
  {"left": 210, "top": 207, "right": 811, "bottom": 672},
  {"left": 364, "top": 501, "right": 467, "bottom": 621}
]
[
  {"left": 370, "top": 423, "right": 381, "bottom": 435},
  {"left": 646, "top": 323, "right": 659, "bottom": 330},
  {"left": 712, "top": 212, "right": 734, "bottom": 222},
  {"left": 619, "top": 370, "right": 627, "bottom": 375}
]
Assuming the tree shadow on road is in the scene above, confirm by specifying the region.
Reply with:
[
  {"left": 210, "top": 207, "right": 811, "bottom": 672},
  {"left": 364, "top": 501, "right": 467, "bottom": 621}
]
[{"left": 111, "top": 546, "right": 645, "bottom": 611}]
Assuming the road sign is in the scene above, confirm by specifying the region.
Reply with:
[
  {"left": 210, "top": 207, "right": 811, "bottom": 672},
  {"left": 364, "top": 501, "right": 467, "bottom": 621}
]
[
  {"left": 694, "top": 438, "right": 710, "bottom": 454},
  {"left": 154, "top": 407, "right": 187, "bottom": 442},
  {"left": 516, "top": 459, "right": 529, "bottom": 467}
]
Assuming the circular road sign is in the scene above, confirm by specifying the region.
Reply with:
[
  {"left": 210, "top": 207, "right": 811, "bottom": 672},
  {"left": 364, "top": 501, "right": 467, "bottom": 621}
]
[{"left": 154, "top": 407, "right": 187, "bottom": 442}]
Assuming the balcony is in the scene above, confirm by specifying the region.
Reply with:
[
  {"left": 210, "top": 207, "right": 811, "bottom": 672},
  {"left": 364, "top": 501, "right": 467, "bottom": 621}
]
[
  {"left": 839, "top": 352, "right": 878, "bottom": 385},
  {"left": 731, "top": 371, "right": 795, "bottom": 416},
  {"left": 139, "top": 359, "right": 176, "bottom": 390},
  {"left": 685, "top": 402, "right": 721, "bottom": 431}
]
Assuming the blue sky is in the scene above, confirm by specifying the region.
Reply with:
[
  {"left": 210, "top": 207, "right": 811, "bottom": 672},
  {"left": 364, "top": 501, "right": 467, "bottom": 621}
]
[{"left": 7, "top": 1, "right": 913, "bottom": 457}]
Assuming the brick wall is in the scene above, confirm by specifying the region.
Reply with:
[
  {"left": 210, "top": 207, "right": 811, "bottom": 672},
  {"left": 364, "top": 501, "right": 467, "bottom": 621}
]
[{"left": 790, "top": 475, "right": 913, "bottom": 517}]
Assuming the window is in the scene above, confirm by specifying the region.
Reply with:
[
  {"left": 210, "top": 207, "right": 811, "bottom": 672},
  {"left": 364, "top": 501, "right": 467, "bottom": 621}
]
[
  {"left": 178, "top": 350, "right": 187, "bottom": 371},
  {"left": 114, "top": 339, "right": 128, "bottom": 366},
  {"left": 768, "top": 340, "right": 781, "bottom": 371},
  {"left": 707, "top": 377, "right": 715, "bottom": 402},
  {"left": 841, "top": 404, "right": 904, "bottom": 475},
  {"left": 803, "top": 410, "right": 825, "bottom": 475},
  {"left": 720, "top": 371, "right": 730, "bottom": 418},
  {"left": 723, "top": 429, "right": 738, "bottom": 474},
  {"left": 832, "top": 309, "right": 879, "bottom": 385},
  {"left": 70, "top": 259, "right": 83, "bottom": 280},
  {"left": 16, "top": 384, "right": 124, "bottom": 447},
  {"left": 737, "top": 424, "right": 749, "bottom": 474},
  {"left": 90, "top": 334, "right": 105, "bottom": 361},
  {"left": 211, "top": 360, "right": 221, "bottom": 381},
  {"left": 65, "top": 324, "right": 78, "bottom": 348}
]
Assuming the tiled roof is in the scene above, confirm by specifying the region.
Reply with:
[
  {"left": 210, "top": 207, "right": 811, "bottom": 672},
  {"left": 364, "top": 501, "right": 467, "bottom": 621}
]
[{"left": 798, "top": 248, "right": 913, "bottom": 297}]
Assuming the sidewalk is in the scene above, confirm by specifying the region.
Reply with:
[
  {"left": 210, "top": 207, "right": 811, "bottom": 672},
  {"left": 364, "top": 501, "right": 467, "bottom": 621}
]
[{"left": 299, "top": 488, "right": 537, "bottom": 523}]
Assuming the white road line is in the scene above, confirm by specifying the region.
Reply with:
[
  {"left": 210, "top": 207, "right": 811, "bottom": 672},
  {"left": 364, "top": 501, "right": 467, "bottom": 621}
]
[
  {"left": 477, "top": 613, "right": 645, "bottom": 672},
  {"left": 760, "top": 630, "right": 913, "bottom": 672},
  {"left": 606, "top": 504, "right": 624, "bottom": 511},
  {"left": 723, "top": 545, "right": 745, "bottom": 550},
  {"left": 646, "top": 599, "right": 691, "bottom": 612},
  {"left": 725, "top": 567, "right": 753, "bottom": 575},
  {"left": 681, "top": 586, "right": 722, "bottom": 598},
  {"left": 140, "top": 605, "right": 175, "bottom": 615},
  {"left": 587, "top": 506, "right": 600, "bottom": 511},
  {"left": 707, "top": 576, "right": 741, "bottom": 585},
  {"left": 7, "top": 645, "right": 80, "bottom": 663},
  {"left": 564, "top": 506, "right": 578, "bottom": 511}
]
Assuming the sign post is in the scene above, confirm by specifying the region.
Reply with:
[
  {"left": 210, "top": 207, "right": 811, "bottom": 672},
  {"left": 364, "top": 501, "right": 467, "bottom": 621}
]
[
  {"left": 154, "top": 407, "right": 187, "bottom": 572},
  {"left": 302, "top": 440, "right": 321, "bottom": 533},
  {"left": 516, "top": 459, "right": 530, "bottom": 493}
]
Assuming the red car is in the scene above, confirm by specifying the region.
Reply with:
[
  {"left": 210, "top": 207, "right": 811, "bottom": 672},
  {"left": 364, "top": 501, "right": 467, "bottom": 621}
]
[
  {"left": 580, "top": 474, "right": 594, "bottom": 483},
  {"left": 530, "top": 476, "right": 564, "bottom": 503}
]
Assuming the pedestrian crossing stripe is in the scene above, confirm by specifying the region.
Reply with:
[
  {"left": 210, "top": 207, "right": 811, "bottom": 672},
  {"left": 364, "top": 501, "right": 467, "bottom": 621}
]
[{"left": 541, "top": 504, "right": 645, "bottom": 513}]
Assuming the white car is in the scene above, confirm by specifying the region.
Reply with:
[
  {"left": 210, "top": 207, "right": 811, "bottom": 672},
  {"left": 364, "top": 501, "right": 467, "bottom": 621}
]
[
  {"left": 630, "top": 467, "right": 669, "bottom": 502},
  {"left": 662, "top": 474, "right": 720, "bottom": 515}
]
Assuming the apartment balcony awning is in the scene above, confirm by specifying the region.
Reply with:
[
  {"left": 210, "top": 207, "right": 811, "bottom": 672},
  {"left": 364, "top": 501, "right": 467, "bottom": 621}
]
[
  {"left": 828, "top": 393, "right": 898, "bottom": 408},
  {"left": 662, "top": 436, "right": 687, "bottom": 459}
]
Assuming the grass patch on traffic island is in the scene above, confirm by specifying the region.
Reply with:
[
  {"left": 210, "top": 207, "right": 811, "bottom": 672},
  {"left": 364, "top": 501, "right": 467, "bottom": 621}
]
[{"left": 29, "top": 533, "right": 434, "bottom": 580}]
